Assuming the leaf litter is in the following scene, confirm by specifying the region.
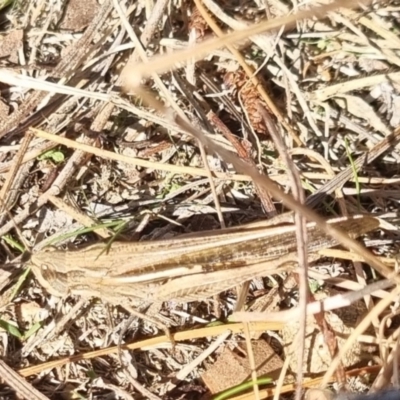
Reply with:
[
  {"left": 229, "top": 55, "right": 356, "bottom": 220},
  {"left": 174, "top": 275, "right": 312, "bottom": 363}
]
[{"left": 0, "top": 0, "right": 400, "bottom": 399}]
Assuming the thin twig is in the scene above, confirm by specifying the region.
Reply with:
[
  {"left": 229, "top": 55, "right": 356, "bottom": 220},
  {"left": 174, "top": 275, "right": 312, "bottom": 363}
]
[{"left": 257, "top": 103, "right": 308, "bottom": 398}]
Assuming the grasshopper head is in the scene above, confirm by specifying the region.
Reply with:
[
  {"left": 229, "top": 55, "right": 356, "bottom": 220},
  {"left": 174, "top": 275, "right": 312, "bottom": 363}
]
[{"left": 30, "top": 248, "right": 69, "bottom": 298}]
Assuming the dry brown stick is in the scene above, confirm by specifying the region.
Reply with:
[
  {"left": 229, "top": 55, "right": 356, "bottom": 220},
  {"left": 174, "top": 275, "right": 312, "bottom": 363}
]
[
  {"left": 258, "top": 104, "right": 311, "bottom": 397},
  {"left": 3, "top": 93, "right": 69, "bottom": 139},
  {"left": 207, "top": 110, "right": 277, "bottom": 217},
  {"left": 0, "top": 130, "right": 34, "bottom": 221},
  {"left": 18, "top": 322, "right": 279, "bottom": 377},
  {"left": 31, "top": 128, "right": 248, "bottom": 178},
  {"left": 0, "top": 359, "right": 50, "bottom": 400},
  {"left": 242, "top": 323, "right": 261, "bottom": 400},
  {"left": 0, "top": 140, "right": 56, "bottom": 174}
]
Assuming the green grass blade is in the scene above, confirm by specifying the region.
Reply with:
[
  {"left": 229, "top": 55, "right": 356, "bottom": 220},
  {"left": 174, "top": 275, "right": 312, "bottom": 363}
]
[
  {"left": 0, "top": 319, "right": 22, "bottom": 339},
  {"left": 345, "top": 137, "right": 361, "bottom": 210},
  {"left": 211, "top": 376, "right": 273, "bottom": 400}
]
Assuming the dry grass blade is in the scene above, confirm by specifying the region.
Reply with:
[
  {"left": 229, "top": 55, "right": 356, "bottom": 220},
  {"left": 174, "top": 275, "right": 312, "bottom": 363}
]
[
  {"left": 124, "top": 0, "right": 372, "bottom": 82},
  {"left": 0, "top": 359, "right": 50, "bottom": 400},
  {"left": 2, "top": 0, "right": 400, "bottom": 397},
  {"left": 259, "top": 104, "right": 309, "bottom": 397},
  {"left": 233, "top": 278, "right": 394, "bottom": 323},
  {"left": 18, "top": 322, "right": 279, "bottom": 377},
  {"left": 30, "top": 127, "right": 248, "bottom": 179}
]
